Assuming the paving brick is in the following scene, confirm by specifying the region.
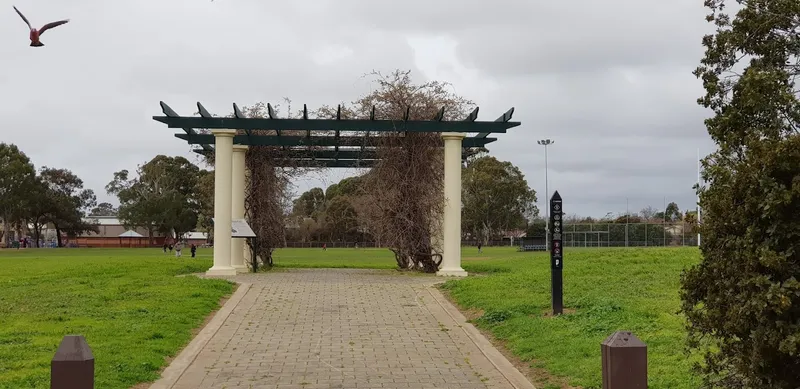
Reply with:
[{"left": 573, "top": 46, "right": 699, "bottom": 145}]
[{"left": 166, "top": 269, "right": 518, "bottom": 388}]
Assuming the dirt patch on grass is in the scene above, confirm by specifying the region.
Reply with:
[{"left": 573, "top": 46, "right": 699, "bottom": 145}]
[
  {"left": 130, "top": 282, "right": 239, "bottom": 389},
  {"left": 438, "top": 288, "right": 581, "bottom": 389},
  {"left": 461, "top": 307, "right": 485, "bottom": 322}
]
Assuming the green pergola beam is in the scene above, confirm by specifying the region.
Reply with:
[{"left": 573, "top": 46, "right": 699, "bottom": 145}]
[
  {"left": 154, "top": 114, "right": 518, "bottom": 133},
  {"left": 176, "top": 133, "right": 497, "bottom": 148},
  {"left": 477, "top": 107, "right": 515, "bottom": 138},
  {"left": 160, "top": 102, "right": 213, "bottom": 153},
  {"left": 158, "top": 101, "right": 519, "bottom": 167},
  {"left": 294, "top": 160, "right": 377, "bottom": 168},
  {"left": 191, "top": 148, "right": 477, "bottom": 161}
]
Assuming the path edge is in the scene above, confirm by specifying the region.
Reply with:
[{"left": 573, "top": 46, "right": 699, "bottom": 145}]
[
  {"left": 427, "top": 286, "right": 537, "bottom": 389},
  {"left": 148, "top": 281, "right": 252, "bottom": 389}
]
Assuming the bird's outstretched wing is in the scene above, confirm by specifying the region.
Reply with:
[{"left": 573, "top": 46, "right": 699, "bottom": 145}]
[
  {"left": 13, "top": 6, "right": 32, "bottom": 29},
  {"left": 39, "top": 19, "right": 69, "bottom": 35}
]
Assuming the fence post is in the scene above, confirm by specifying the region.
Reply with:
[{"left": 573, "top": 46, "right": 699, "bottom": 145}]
[
  {"left": 601, "top": 331, "right": 646, "bottom": 389},
  {"left": 51, "top": 335, "right": 94, "bottom": 389}
]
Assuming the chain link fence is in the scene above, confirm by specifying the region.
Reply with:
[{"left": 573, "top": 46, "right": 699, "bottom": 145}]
[
  {"left": 561, "top": 222, "right": 699, "bottom": 247},
  {"left": 284, "top": 222, "right": 699, "bottom": 249}
]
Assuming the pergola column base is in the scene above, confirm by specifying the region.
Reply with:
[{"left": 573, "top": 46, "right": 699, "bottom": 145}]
[
  {"left": 232, "top": 263, "right": 248, "bottom": 273},
  {"left": 436, "top": 268, "right": 468, "bottom": 277},
  {"left": 205, "top": 266, "right": 237, "bottom": 277}
]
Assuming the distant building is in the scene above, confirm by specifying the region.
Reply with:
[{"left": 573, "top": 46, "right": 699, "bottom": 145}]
[{"left": 76, "top": 216, "right": 208, "bottom": 248}]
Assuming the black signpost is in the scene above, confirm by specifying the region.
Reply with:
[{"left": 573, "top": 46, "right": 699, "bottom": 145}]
[{"left": 550, "top": 191, "right": 564, "bottom": 315}]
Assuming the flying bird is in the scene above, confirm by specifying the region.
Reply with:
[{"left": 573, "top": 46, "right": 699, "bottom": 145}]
[{"left": 13, "top": 6, "right": 70, "bottom": 47}]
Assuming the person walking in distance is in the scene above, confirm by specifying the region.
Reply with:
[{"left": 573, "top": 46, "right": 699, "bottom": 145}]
[
  {"left": 174, "top": 240, "right": 183, "bottom": 258},
  {"left": 190, "top": 243, "right": 197, "bottom": 258}
]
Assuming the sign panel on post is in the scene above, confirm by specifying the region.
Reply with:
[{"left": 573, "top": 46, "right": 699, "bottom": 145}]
[
  {"left": 211, "top": 218, "right": 257, "bottom": 238},
  {"left": 549, "top": 191, "right": 564, "bottom": 315}
]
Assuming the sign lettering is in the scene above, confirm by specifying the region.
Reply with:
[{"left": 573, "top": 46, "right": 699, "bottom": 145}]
[{"left": 549, "top": 190, "right": 564, "bottom": 316}]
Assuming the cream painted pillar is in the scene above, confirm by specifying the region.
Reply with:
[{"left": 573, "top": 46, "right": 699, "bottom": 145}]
[
  {"left": 206, "top": 129, "right": 237, "bottom": 276},
  {"left": 437, "top": 133, "right": 468, "bottom": 277},
  {"left": 431, "top": 152, "right": 445, "bottom": 256},
  {"left": 231, "top": 145, "right": 248, "bottom": 272}
]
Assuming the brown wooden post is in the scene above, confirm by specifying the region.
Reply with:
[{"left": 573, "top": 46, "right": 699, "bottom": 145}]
[
  {"left": 601, "top": 331, "right": 647, "bottom": 389},
  {"left": 51, "top": 335, "right": 94, "bottom": 389}
]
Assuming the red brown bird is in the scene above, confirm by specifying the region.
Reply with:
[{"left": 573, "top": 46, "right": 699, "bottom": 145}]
[{"left": 13, "top": 6, "right": 69, "bottom": 47}]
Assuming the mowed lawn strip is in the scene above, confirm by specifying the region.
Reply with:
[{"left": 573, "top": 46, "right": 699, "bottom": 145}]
[
  {"left": 442, "top": 247, "right": 702, "bottom": 389},
  {"left": 272, "top": 247, "right": 397, "bottom": 269},
  {"left": 0, "top": 248, "right": 233, "bottom": 389}
]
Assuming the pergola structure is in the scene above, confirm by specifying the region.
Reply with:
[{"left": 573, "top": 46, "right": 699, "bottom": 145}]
[{"left": 153, "top": 101, "right": 520, "bottom": 277}]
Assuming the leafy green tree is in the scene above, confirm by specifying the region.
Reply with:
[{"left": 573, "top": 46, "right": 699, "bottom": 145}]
[
  {"left": 680, "top": 1, "right": 800, "bottom": 387},
  {"left": 90, "top": 202, "right": 117, "bottom": 216},
  {"left": 325, "top": 176, "right": 364, "bottom": 200},
  {"left": 323, "top": 195, "right": 360, "bottom": 241},
  {"left": 655, "top": 202, "right": 683, "bottom": 222},
  {"left": 289, "top": 177, "right": 368, "bottom": 243},
  {"left": 665, "top": 202, "right": 681, "bottom": 222},
  {"left": 194, "top": 169, "right": 214, "bottom": 241},
  {"left": 461, "top": 156, "right": 537, "bottom": 243},
  {"left": 683, "top": 210, "right": 699, "bottom": 236},
  {"left": 0, "top": 143, "right": 36, "bottom": 244},
  {"left": 107, "top": 155, "right": 203, "bottom": 244},
  {"left": 291, "top": 187, "right": 326, "bottom": 219},
  {"left": 38, "top": 167, "right": 98, "bottom": 246},
  {"left": 22, "top": 178, "right": 52, "bottom": 246}
]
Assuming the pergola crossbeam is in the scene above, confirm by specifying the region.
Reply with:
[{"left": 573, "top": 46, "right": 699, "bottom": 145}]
[
  {"left": 433, "top": 107, "right": 445, "bottom": 121},
  {"left": 159, "top": 101, "right": 213, "bottom": 153},
  {"left": 191, "top": 148, "right": 475, "bottom": 161},
  {"left": 157, "top": 102, "right": 517, "bottom": 166},
  {"left": 233, "top": 103, "right": 246, "bottom": 119},
  {"left": 463, "top": 107, "right": 479, "bottom": 122},
  {"left": 197, "top": 102, "right": 213, "bottom": 118},
  {"left": 232, "top": 103, "right": 252, "bottom": 136},
  {"left": 153, "top": 116, "right": 518, "bottom": 133},
  {"left": 477, "top": 107, "right": 515, "bottom": 138},
  {"left": 176, "top": 133, "right": 496, "bottom": 148}
]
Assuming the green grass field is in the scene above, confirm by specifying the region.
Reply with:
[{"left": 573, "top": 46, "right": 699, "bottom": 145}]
[
  {"left": 442, "top": 247, "right": 702, "bottom": 389},
  {"left": 0, "top": 248, "right": 234, "bottom": 389},
  {"left": 0, "top": 246, "right": 699, "bottom": 389}
]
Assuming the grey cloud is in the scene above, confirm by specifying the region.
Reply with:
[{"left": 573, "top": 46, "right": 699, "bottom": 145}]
[{"left": 330, "top": 0, "right": 710, "bottom": 76}]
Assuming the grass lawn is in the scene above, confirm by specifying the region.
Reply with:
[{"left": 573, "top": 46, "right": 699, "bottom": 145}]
[
  {"left": 272, "top": 247, "right": 398, "bottom": 269},
  {"left": 441, "top": 246, "right": 701, "bottom": 389},
  {"left": 0, "top": 248, "right": 234, "bottom": 389}
]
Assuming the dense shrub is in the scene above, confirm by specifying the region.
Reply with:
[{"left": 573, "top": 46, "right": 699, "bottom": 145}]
[{"left": 680, "top": 1, "right": 800, "bottom": 387}]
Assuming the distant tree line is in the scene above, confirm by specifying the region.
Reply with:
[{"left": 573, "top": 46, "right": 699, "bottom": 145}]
[
  {"left": 106, "top": 155, "right": 214, "bottom": 245},
  {"left": 0, "top": 143, "right": 98, "bottom": 247},
  {"left": 285, "top": 154, "right": 538, "bottom": 245}
]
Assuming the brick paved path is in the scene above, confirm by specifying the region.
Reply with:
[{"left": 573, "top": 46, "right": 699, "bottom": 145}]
[{"left": 163, "top": 269, "right": 525, "bottom": 389}]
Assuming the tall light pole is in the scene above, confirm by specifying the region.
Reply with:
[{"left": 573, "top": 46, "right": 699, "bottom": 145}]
[
  {"left": 538, "top": 139, "right": 554, "bottom": 249},
  {"left": 697, "top": 148, "right": 702, "bottom": 247}
]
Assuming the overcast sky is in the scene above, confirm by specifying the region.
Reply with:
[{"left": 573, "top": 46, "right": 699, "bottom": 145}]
[{"left": 0, "top": 0, "right": 717, "bottom": 218}]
